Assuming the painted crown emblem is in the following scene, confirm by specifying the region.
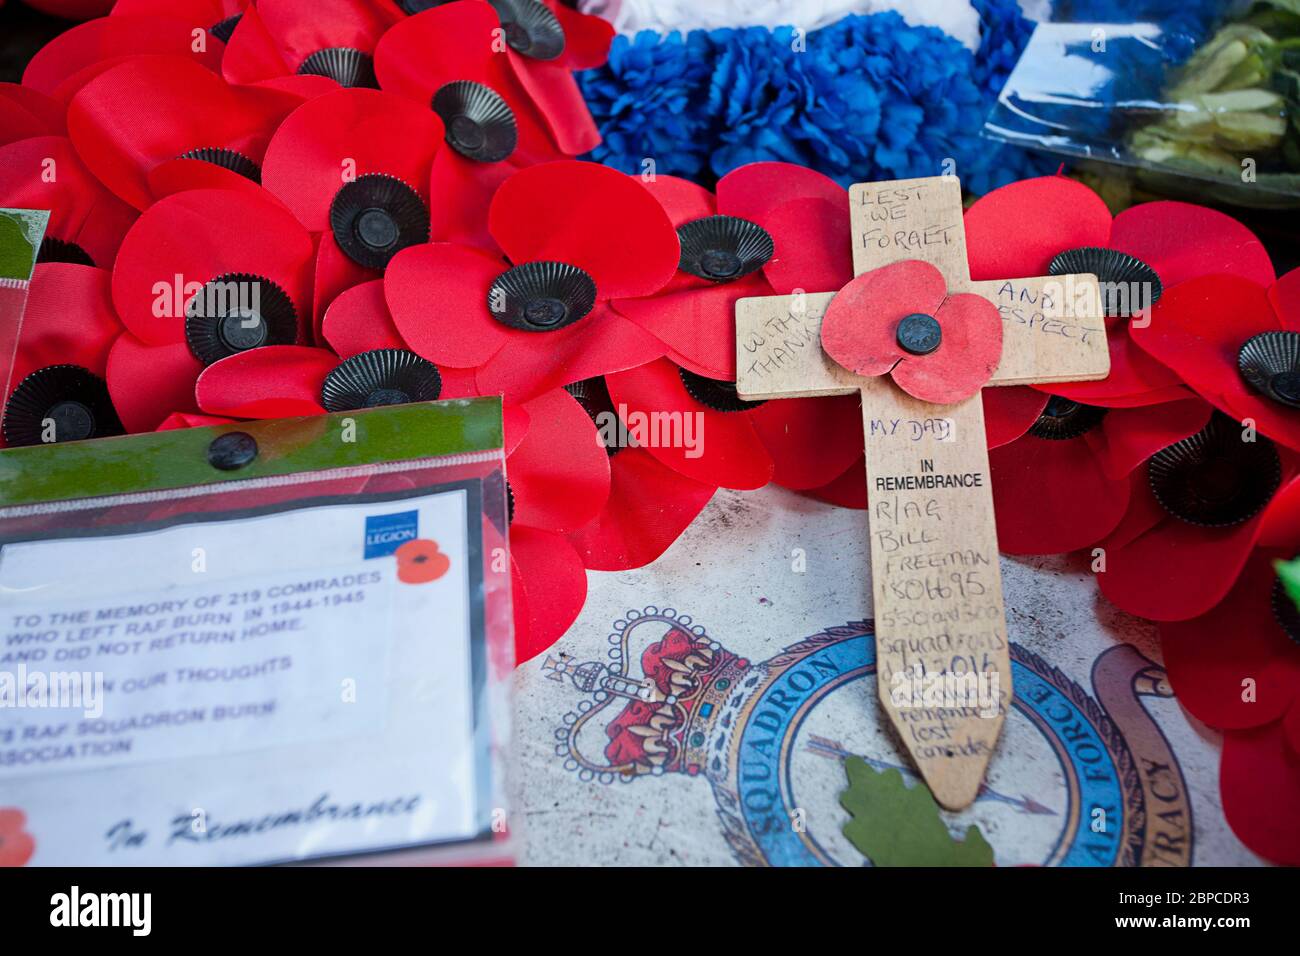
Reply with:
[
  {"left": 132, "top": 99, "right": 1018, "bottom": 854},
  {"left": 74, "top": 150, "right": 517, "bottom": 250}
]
[{"left": 542, "top": 609, "right": 752, "bottom": 783}]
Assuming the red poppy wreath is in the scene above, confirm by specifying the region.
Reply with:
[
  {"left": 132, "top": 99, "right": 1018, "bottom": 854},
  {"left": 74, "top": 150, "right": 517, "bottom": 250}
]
[{"left": 5, "top": 0, "right": 1300, "bottom": 866}]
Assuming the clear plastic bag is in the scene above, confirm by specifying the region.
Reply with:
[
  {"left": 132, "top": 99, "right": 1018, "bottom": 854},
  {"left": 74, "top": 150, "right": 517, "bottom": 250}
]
[
  {"left": 0, "top": 401, "right": 516, "bottom": 866},
  {"left": 985, "top": 3, "right": 1300, "bottom": 206}
]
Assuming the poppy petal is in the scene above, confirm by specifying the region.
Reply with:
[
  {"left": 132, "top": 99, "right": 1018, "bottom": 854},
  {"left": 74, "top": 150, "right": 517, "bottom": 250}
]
[
  {"left": 1099, "top": 479, "right": 1269, "bottom": 622},
  {"left": 613, "top": 272, "right": 771, "bottom": 380},
  {"left": 1042, "top": 326, "right": 1188, "bottom": 408},
  {"left": 156, "top": 412, "right": 237, "bottom": 431},
  {"left": 1087, "top": 398, "right": 1213, "bottom": 481},
  {"left": 964, "top": 176, "right": 1112, "bottom": 281},
  {"left": 0, "top": 137, "right": 136, "bottom": 270},
  {"left": 1260, "top": 474, "right": 1300, "bottom": 547},
  {"left": 1161, "top": 553, "right": 1300, "bottom": 730},
  {"left": 605, "top": 358, "right": 773, "bottom": 490},
  {"left": 220, "top": 3, "right": 292, "bottom": 84},
  {"left": 488, "top": 160, "right": 679, "bottom": 300},
  {"left": 751, "top": 393, "right": 864, "bottom": 490},
  {"left": 22, "top": 16, "right": 223, "bottom": 105},
  {"left": 428, "top": 149, "right": 516, "bottom": 252},
  {"left": 385, "top": 242, "right": 510, "bottom": 367},
  {"left": 112, "top": 188, "right": 314, "bottom": 346},
  {"left": 68, "top": 55, "right": 302, "bottom": 210},
  {"left": 13, "top": 264, "right": 121, "bottom": 384},
  {"left": 322, "top": 279, "right": 406, "bottom": 357},
  {"left": 195, "top": 345, "right": 335, "bottom": 418},
  {"left": 990, "top": 435, "right": 1129, "bottom": 554},
  {"left": 715, "top": 161, "right": 846, "bottom": 226},
  {"left": 762, "top": 196, "right": 854, "bottom": 296},
  {"left": 476, "top": 306, "right": 667, "bottom": 405},
  {"left": 261, "top": 87, "right": 443, "bottom": 232},
  {"left": 568, "top": 447, "right": 715, "bottom": 571},
  {"left": 546, "top": 0, "right": 614, "bottom": 71},
  {"left": 803, "top": 456, "right": 868, "bottom": 509},
  {"left": 1110, "top": 201, "right": 1275, "bottom": 290},
  {"left": 642, "top": 174, "right": 716, "bottom": 227},
  {"left": 983, "top": 386, "right": 1048, "bottom": 449},
  {"left": 252, "top": 0, "right": 389, "bottom": 75},
  {"left": 106, "top": 334, "right": 202, "bottom": 433},
  {"left": 312, "top": 231, "right": 377, "bottom": 339},
  {"left": 1220, "top": 724, "right": 1300, "bottom": 865},
  {"left": 0, "top": 82, "right": 65, "bottom": 145},
  {"left": 508, "top": 388, "right": 611, "bottom": 533},
  {"left": 1131, "top": 275, "right": 1299, "bottom": 448},
  {"left": 891, "top": 292, "right": 1002, "bottom": 405},
  {"left": 511, "top": 525, "right": 587, "bottom": 663},
  {"left": 504, "top": 56, "right": 599, "bottom": 156},
  {"left": 145, "top": 158, "right": 271, "bottom": 203}
]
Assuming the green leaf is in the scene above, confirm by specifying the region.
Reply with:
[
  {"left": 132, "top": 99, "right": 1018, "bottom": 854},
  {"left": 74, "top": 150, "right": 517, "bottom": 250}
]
[
  {"left": 839, "top": 757, "right": 994, "bottom": 867},
  {"left": 1274, "top": 556, "right": 1300, "bottom": 613}
]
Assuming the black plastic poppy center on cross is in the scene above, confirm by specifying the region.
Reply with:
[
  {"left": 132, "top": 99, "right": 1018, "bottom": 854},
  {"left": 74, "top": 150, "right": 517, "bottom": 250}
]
[
  {"left": 488, "top": 262, "right": 597, "bottom": 333},
  {"left": 896, "top": 313, "right": 941, "bottom": 356},
  {"left": 1029, "top": 396, "right": 1109, "bottom": 441},
  {"left": 1239, "top": 331, "right": 1300, "bottom": 409},
  {"left": 1148, "top": 413, "right": 1282, "bottom": 528}
]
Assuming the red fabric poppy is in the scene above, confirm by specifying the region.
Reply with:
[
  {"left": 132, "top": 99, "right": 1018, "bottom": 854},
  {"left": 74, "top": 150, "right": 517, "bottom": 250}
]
[
  {"left": 964, "top": 176, "right": 1274, "bottom": 408},
  {"left": 0, "top": 83, "right": 65, "bottom": 146},
  {"left": 1096, "top": 428, "right": 1299, "bottom": 623},
  {"left": 260, "top": 86, "right": 445, "bottom": 326},
  {"left": 21, "top": 16, "right": 224, "bottom": 106},
  {"left": 990, "top": 397, "right": 1213, "bottom": 555},
  {"left": 1131, "top": 269, "right": 1300, "bottom": 453},
  {"left": 385, "top": 161, "right": 678, "bottom": 404},
  {"left": 221, "top": 0, "right": 389, "bottom": 86},
  {"left": 67, "top": 55, "right": 309, "bottom": 210},
  {"left": 567, "top": 446, "right": 717, "bottom": 571},
  {"left": 500, "top": 388, "right": 611, "bottom": 661},
  {"left": 823, "top": 259, "right": 1003, "bottom": 405},
  {"left": 0, "top": 136, "right": 136, "bottom": 269},
  {"left": 373, "top": 2, "right": 566, "bottom": 163},
  {"left": 104, "top": 188, "right": 313, "bottom": 431},
  {"left": 1220, "top": 723, "right": 1300, "bottom": 866},
  {"left": 604, "top": 357, "right": 862, "bottom": 492},
  {"left": 0, "top": 807, "right": 35, "bottom": 867},
  {"left": 156, "top": 411, "right": 237, "bottom": 431},
  {"left": 110, "top": 0, "right": 249, "bottom": 26},
  {"left": 611, "top": 174, "right": 780, "bottom": 380}
]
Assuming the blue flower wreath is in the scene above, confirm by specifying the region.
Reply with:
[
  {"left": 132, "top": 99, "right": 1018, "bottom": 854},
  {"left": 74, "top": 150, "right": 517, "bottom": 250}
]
[
  {"left": 579, "top": 0, "right": 1231, "bottom": 195},
  {"left": 580, "top": 0, "right": 1053, "bottom": 195}
]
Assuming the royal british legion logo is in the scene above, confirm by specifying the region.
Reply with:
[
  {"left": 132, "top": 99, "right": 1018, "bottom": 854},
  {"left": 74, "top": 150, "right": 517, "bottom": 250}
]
[{"left": 364, "top": 510, "right": 419, "bottom": 559}]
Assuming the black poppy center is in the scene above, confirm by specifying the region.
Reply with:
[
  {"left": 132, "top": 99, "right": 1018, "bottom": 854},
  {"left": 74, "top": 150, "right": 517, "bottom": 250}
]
[
  {"left": 218, "top": 311, "right": 269, "bottom": 352},
  {"left": 365, "top": 387, "right": 410, "bottom": 407},
  {"left": 1148, "top": 413, "right": 1281, "bottom": 527},
  {"left": 1, "top": 365, "right": 124, "bottom": 447},
  {"left": 450, "top": 115, "right": 486, "bottom": 151},
  {"left": 210, "top": 14, "right": 242, "bottom": 44},
  {"left": 1239, "top": 332, "right": 1300, "bottom": 409},
  {"left": 488, "top": 262, "right": 596, "bottom": 333},
  {"left": 185, "top": 274, "right": 297, "bottom": 366},
  {"left": 488, "top": 0, "right": 565, "bottom": 61},
  {"left": 677, "top": 215, "right": 774, "bottom": 284},
  {"left": 679, "top": 368, "right": 766, "bottom": 414},
  {"left": 320, "top": 349, "right": 441, "bottom": 413},
  {"left": 1029, "top": 396, "right": 1108, "bottom": 441},
  {"left": 897, "top": 313, "right": 942, "bottom": 356},
  {"left": 177, "top": 147, "right": 262, "bottom": 184},
  {"left": 356, "top": 208, "right": 400, "bottom": 252},
  {"left": 330, "top": 174, "right": 429, "bottom": 270},
  {"left": 701, "top": 250, "right": 742, "bottom": 280},
  {"left": 47, "top": 400, "right": 95, "bottom": 441},
  {"left": 37, "top": 237, "right": 94, "bottom": 267},
  {"left": 297, "top": 48, "right": 378, "bottom": 89},
  {"left": 1047, "top": 246, "right": 1163, "bottom": 319}
]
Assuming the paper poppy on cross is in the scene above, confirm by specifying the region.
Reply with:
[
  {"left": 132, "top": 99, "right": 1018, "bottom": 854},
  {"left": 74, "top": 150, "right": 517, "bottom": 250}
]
[{"left": 734, "top": 175, "right": 1112, "bottom": 809}]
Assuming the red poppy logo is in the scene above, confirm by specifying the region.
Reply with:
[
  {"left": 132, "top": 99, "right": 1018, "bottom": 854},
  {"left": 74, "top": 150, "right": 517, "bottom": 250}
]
[
  {"left": 822, "top": 259, "right": 1003, "bottom": 405},
  {"left": 0, "top": 809, "right": 34, "bottom": 867},
  {"left": 395, "top": 538, "right": 451, "bottom": 584}
]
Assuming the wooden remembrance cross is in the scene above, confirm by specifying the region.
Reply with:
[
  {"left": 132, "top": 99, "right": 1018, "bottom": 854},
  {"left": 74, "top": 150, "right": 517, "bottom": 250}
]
[{"left": 735, "top": 176, "right": 1111, "bottom": 809}]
